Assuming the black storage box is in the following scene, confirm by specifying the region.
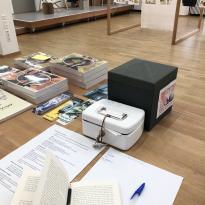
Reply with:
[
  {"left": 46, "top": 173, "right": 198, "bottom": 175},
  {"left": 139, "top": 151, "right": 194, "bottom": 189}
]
[{"left": 108, "top": 59, "right": 178, "bottom": 131}]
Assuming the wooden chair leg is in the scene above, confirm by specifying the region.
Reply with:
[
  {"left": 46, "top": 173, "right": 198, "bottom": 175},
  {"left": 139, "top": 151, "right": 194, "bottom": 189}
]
[{"left": 198, "top": 7, "right": 204, "bottom": 29}]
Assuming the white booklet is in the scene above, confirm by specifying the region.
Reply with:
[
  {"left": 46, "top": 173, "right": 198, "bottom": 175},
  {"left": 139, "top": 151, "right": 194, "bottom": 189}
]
[
  {"left": 11, "top": 154, "right": 121, "bottom": 205},
  {"left": 0, "top": 89, "right": 32, "bottom": 122}
]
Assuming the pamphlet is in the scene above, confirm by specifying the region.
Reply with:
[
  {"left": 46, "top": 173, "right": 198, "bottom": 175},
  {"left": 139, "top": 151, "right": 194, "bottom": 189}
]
[{"left": 84, "top": 84, "right": 108, "bottom": 101}]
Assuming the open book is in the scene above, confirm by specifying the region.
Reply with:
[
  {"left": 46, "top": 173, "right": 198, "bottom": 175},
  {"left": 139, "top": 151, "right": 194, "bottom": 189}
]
[{"left": 11, "top": 154, "right": 121, "bottom": 205}]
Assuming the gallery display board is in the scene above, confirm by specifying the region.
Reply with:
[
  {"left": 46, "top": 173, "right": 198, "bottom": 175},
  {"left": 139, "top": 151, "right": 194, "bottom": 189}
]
[
  {"left": 141, "top": 0, "right": 177, "bottom": 31},
  {"left": 172, "top": 0, "right": 204, "bottom": 45},
  {"left": 107, "top": 0, "right": 140, "bottom": 35},
  {"left": 0, "top": 0, "right": 19, "bottom": 55}
]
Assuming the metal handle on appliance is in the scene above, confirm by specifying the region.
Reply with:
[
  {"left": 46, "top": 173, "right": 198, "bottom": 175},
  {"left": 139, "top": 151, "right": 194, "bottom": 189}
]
[{"left": 97, "top": 107, "right": 127, "bottom": 120}]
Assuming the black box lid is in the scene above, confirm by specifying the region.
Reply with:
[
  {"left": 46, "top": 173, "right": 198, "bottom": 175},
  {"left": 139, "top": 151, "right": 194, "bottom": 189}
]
[{"left": 109, "top": 59, "right": 178, "bottom": 89}]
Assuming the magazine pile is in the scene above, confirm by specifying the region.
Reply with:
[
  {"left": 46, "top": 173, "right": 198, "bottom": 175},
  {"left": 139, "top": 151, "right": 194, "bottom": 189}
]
[
  {"left": 14, "top": 52, "right": 56, "bottom": 71},
  {"left": 0, "top": 66, "right": 68, "bottom": 104},
  {"left": 51, "top": 53, "right": 108, "bottom": 89}
]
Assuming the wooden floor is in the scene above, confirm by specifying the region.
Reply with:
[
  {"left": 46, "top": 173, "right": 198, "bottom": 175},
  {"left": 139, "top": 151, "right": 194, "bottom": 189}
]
[{"left": 1, "top": 13, "right": 205, "bottom": 205}]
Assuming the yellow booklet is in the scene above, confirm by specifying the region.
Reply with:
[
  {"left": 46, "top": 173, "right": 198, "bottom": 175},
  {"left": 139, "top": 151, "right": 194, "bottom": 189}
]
[
  {"left": 43, "top": 101, "right": 72, "bottom": 121},
  {"left": 31, "top": 53, "right": 51, "bottom": 61}
]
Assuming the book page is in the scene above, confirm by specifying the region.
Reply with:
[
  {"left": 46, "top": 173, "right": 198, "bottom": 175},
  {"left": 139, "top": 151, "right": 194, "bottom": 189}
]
[
  {"left": 0, "top": 125, "right": 104, "bottom": 205},
  {"left": 33, "top": 154, "right": 69, "bottom": 205},
  {"left": 71, "top": 181, "right": 121, "bottom": 205},
  {"left": 10, "top": 170, "right": 40, "bottom": 205}
]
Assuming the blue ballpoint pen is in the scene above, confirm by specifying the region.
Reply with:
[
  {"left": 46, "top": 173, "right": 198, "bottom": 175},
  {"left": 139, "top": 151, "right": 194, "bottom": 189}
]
[{"left": 130, "top": 182, "right": 146, "bottom": 200}]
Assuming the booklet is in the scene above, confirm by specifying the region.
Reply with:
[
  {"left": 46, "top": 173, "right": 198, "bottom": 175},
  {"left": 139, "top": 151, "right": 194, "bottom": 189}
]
[
  {"left": 14, "top": 52, "right": 55, "bottom": 70},
  {"left": 54, "top": 53, "right": 107, "bottom": 74},
  {"left": 84, "top": 84, "right": 108, "bottom": 101},
  {"left": 57, "top": 99, "right": 94, "bottom": 125},
  {"left": 1, "top": 68, "right": 66, "bottom": 93},
  {"left": 0, "top": 89, "right": 32, "bottom": 122},
  {"left": 11, "top": 154, "right": 121, "bottom": 205}
]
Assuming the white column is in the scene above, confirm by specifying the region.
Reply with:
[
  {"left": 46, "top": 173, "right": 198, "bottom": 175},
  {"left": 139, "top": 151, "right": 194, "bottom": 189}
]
[{"left": 0, "top": 0, "right": 19, "bottom": 55}]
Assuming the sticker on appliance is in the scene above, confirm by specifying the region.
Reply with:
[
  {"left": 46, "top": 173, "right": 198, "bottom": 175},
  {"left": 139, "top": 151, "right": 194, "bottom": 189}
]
[{"left": 156, "top": 80, "right": 176, "bottom": 118}]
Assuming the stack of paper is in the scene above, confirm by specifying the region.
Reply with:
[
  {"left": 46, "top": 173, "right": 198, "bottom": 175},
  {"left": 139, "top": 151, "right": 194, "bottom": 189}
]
[
  {"left": 0, "top": 68, "right": 68, "bottom": 104},
  {"left": 0, "top": 125, "right": 104, "bottom": 205},
  {"left": 14, "top": 52, "right": 56, "bottom": 71},
  {"left": 0, "top": 89, "right": 32, "bottom": 122},
  {"left": 51, "top": 53, "right": 108, "bottom": 89}
]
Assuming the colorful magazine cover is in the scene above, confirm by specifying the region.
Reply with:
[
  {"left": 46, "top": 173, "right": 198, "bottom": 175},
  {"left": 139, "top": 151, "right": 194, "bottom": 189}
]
[
  {"left": 84, "top": 84, "right": 108, "bottom": 101},
  {"left": 33, "top": 91, "right": 73, "bottom": 115},
  {"left": 54, "top": 53, "right": 107, "bottom": 73},
  {"left": 0, "top": 66, "right": 19, "bottom": 78},
  {"left": 57, "top": 99, "right": 94, "bottom": 125},
  {"left": 15, "top": 52, "right": 55, "bottom": 69},
  {"left": 1, "top": 68, "right": 66, "bottom": 92}
]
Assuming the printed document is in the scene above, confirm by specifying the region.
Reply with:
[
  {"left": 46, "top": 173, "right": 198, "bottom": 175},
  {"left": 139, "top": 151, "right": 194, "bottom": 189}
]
[{"left": 0, "top": 125, "right": 104, "bottom": 205}]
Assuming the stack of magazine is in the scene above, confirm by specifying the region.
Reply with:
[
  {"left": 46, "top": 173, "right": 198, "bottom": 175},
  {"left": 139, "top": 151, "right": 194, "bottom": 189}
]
[
  {"left": 51, "top": 53, "right": 108, "bottom": 89},
  {"left": 0, "top": 66, "right": 68, "bottom": 104},
  {"left": 0, "top": 65, "right": 19, "bottom": 78},
  {"left": 14, "top": 52, "right": 56, "bottom": 71}
]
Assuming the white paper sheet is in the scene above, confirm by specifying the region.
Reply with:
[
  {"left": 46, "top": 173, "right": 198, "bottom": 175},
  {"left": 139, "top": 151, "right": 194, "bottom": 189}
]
[
  {"left": 0, "top": 124, "right": 103, "bottom": 205},
  {"left": 83, "top": 148, "right": 183, "bottom": 205},
  {"left": 71, "top": 181, "right": 122, "bottom": 205}
]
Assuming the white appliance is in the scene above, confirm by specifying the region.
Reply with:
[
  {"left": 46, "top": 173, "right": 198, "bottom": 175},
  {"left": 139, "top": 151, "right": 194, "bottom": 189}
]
[{"left": 82, "top": 99, "right": 145, "bottom": 150}]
